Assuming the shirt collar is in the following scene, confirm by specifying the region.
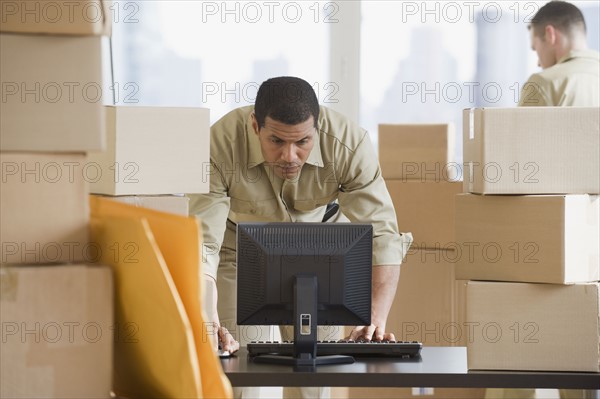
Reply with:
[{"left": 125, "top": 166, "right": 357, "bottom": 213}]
[
  {"left": 305, "top": 127, "right": 324, "bottom": 167},
  {"left": 557, "top": 49, "right": 600, "bottom": 65},
  {"left": 246, "top": 109, "right": 324, "bottom": 168},
  {"left": 247, "top": 112, "right": 264, "bottom": 167}
]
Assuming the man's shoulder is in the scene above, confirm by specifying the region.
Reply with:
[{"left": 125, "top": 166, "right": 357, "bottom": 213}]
[
  {"left": 213, "top": 106, "right": 253, "bottom": 127},
  {"left": 569, "top": 49, "right": 600, "bottom": 63},
  {"left": 531, "top": 66, "right": 562, "bottom": 84},
  {"left": 318, "top": 105, "right": 353, "bottom": 126},
  {"left": 523, "top": 64, "right": 570, "bottom": 98},
  {"left": 539, "top": 50, "right": 600, "bottom": 81},
  {"left": 211, "top": 105, "right": 253, "bottom": 137},
  {"left": 318, "top": 106, "right": 367, "bottom": 150},
  {"left": 524, "top": 70, "right": 551, "bottom": 87},
  {"left": 519, "top": 72, "right": 551, "bottom": 106}
]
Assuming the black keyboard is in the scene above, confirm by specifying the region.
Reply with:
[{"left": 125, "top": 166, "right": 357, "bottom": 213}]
[{"left": 248, "top": 340, "right": 422, "bottom": 358}]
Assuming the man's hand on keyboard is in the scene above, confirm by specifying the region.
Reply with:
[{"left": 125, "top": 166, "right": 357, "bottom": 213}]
[
  {"left": 218, "top": 325, "right": 239, "bottom": 354},
  {"left": 347, "top": 324, "right": 396, "bottom": 342}
]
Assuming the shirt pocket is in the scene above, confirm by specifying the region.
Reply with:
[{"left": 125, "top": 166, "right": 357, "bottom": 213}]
[
  {"left": 294, "top": 191, "right": 338, "bottom": 212},
  {"left": 230, "top": 196, "right": 278, "bottom": 216}
]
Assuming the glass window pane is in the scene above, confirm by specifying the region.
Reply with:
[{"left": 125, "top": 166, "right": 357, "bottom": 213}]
[
  {"left": 111, "top": 1, "right": 330, "bottom": 123},
  {"left": 360, "top": 1, "right": 599, "bottom": 161}
]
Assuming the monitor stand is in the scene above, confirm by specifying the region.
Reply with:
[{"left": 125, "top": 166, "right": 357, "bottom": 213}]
[{"left": 252, "top": 274, "right": 355, "bottom": 370}]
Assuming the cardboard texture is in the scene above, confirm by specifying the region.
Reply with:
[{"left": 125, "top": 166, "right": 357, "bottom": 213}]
[
  {"left": 89, "top": 196, "right": 232, "bottom": 398},
  {"left": 94, "top": 195, "right": 190, "bottom": 216},
  {"left": 387, "top": 249, "right": 466, "bottom": 346},
  {"left": 387, "top": 180, "right": 462, "bottom": 249},
  {"left": 463, "top": 107, "right": 600, "bottom": 194},
  {"left": 87, "top": 106, "right": 210, "bottom": 195},
  {"left": 0, "top": 264, "right": 113, "bottom": 398},
  {"left": 0, "top": 33, "right": 107, "bottom": 152},
  {"left": 0, "top": 0, "right": 112, "bottom": 35},
  {"left": 1, "top": 152, "right": 90, "bottom": 264},
  {"left": 347, "top": 255, "right": 481, "bottom": 399},
  {"left": 466, "top": 281, "right": 600, "bottom": 372},
  {"left": 453, "top": 279, "right": 469, "bottom": 346},
  {"left": 455, "top": 194, "right": 599, "bottom": 284},
  {"left": 379, "top": 124, "right": 458, "bottom": 181}
]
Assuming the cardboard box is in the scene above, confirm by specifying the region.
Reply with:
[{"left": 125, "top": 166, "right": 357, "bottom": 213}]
[
  {"left": 387, "top": 249, "right": 464, "bottom": 347},
  {"left": 0, "top": 264, "right": 113, "bottom": 398},
  {"left": 0, "top": 0, "right": 111, "bottom": 35},
  {"left": 96, "top": 195, "right": 190, "bottom": 216},
  {"left": 455, "top": 194, "right": 599, "bottom": 284},
  {"left": 379, "top": 124, "right": 458, "bottom": 181},
  {"left": 466, "top": 281, "right": 600, "bottom": 372},
  {"left": 0, "top": 33, "right": 106, "bottom": 151},
  {"left": 453, "top": 279, "right": 469, "bottom": 346},
  {"left": 1, "top": 152, "right": 90, "bottom": 264},
  {"left": 463, "top": 107, "right": 600, "bottom": 194},
  {"left": 87, "top": 106, "right": 210, "bottom": 195},
  {"left": 387, "top": 180, "right": 462, "bottom": 249}
]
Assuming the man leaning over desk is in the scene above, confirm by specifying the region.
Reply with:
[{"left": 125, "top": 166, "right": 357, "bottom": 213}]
[{"left": 189, "top": 76, "right": 412, "bottom": 396}]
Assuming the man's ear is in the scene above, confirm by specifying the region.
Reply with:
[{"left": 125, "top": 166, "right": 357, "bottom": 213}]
[
  {"left": 251, "top": 113, "right": 260, "bottom": 136},
  {"left": 544, "top": 24, "right": 557, "bottom": 45}
]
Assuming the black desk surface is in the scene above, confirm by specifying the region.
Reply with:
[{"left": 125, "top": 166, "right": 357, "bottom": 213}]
[{"left": 221, "top": 347, "right": 600, "bottom": 389}]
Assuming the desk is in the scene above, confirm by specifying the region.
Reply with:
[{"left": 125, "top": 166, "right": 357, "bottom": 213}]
[{"left": 221, "top": 347, "right": 600, "bottom": 391}]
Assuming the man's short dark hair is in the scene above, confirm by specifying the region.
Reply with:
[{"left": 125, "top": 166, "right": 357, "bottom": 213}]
[
  {"left": 254, "top": 76, "right": 319, "bottom": 129},
  {"left": 530, "top": 1, "right": 586, "bottom": 37}
]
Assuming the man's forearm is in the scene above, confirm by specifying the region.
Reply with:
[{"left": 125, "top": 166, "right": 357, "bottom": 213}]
[
  {"left": 202, "top": 273, "right": 240, "bottom": 352},
  {"left": 371, "top": 265, "right": 400, "bottom": 331},
  {"left": 203, "top": 274, "right": 219, "bottom": 324}
]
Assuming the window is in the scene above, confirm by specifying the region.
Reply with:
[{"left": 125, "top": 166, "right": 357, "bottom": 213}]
[
  {"left": 111, "top": 1, "right": 332, "bottom": 123},
  {"left": 111, "top": 0, "right": 599, "bottom": 158},
  {"left": 359, "top": 1, "right": 599, "bottom": 160}
]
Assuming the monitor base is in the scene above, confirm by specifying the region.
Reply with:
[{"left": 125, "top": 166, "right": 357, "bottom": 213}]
[{"left": 252, "top": 353, "right": 355, "bottom": 371}]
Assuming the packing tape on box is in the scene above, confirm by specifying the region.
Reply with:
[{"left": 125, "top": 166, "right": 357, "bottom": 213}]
[
  {"left": 468, "top": 162, "right": 474, "bottom": 192},
  {"left": 469, "top": 108, "right": 475, "bottom": 140}
]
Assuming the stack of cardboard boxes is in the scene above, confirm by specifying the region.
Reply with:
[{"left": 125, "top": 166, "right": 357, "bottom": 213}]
[
  {"left": 379, "top": 123, "right": 464, "bottom": 348},
  {"left": 85, "top": 104, "right": 212, "bottom": 397},
  {"left": 1, "top": 2, "right": 212, "bottom": 396},
  {"left": 457, "top": 107, "right": 600, "bottom": 373},
  {"left": 1, "top": 2, "right": 113, "bottom": 397},
  {"left": 343, "top": 124, "right": 484, "bottom": 399}
]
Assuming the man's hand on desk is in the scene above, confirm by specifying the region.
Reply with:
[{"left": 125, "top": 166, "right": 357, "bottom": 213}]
[
  {"left": 347, "top": 324, "right": 396, "bottom": 342},
  {"left": 217, "top": 324, "right": 240, "bottom": 354},
  {"left": 204, "top": 276, "right": 239, "bottom": 354}
]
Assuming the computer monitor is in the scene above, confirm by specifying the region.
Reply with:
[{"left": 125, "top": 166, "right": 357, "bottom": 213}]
[{"left": 236, "top": 222, "right": 373, "bottom": 367}]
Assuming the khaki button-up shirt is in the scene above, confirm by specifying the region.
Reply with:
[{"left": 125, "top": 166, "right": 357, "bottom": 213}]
[
  {"left": 519, "top": 49, "right": 600, "bottom": 106},
  {"left": 189, "top": 105, "right": 411, "bottom": 279}
]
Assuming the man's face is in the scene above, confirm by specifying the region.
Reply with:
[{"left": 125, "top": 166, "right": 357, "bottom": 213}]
[
  {"left": 252, "top": 114, "right": 316, "bottom": 180},
  {"left": 530, "top": 26, "right": 557, "bottom": 69}
]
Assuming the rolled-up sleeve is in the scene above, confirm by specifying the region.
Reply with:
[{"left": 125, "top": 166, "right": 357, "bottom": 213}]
[{"left": 188, "top": 189, "right": 229, "bottom": 280}]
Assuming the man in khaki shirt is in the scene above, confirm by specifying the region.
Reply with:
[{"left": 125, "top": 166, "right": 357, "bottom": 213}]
[
  {"left": 189, "top": 77, "right": 411, "bottom": 380},
  {"left": 519, "top": 0, "right": 599, "bottom": 107}
]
